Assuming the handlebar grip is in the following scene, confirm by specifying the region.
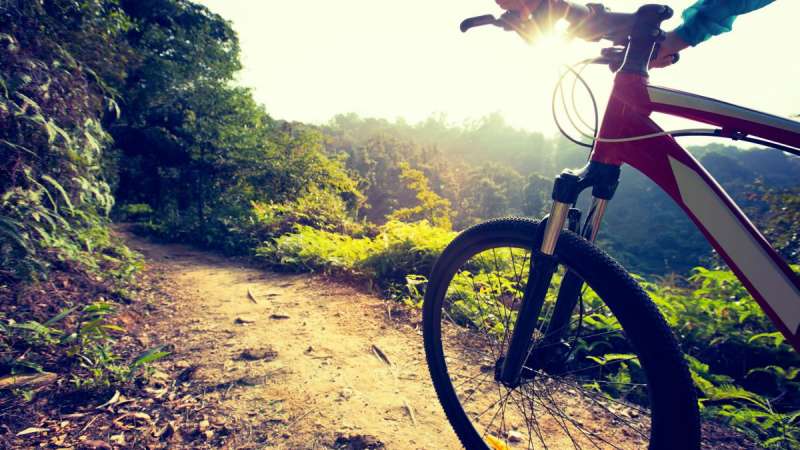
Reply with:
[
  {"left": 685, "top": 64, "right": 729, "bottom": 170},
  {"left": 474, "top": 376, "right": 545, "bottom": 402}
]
[{"left": 460, "top": 15, "right": 497, "bottom": 33}]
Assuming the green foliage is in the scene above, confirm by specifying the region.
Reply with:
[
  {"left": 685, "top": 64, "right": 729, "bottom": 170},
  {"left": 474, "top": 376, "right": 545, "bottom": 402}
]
[
  {"left": 115, "top": 203, "right": 154, "bottom": 222},
  {"left": 387, "top": 162, "right": 453, "bottom": 229},
  {"left": 0, "top": 0, "right": 155, "bottom": 401},
  {"left": 393, "top": 274, "right": 427, "bottom": 309},
  {"left": 747, "top": 182, "right": 800, "bottom": 262},
  {"left": 522, "top": 173, "right": 553, "bottom": 217},
  {"left": 702, "top": 382, "right": 800, "bottom": 447},
  {"left": 638, "top": 269, "right": 800, "bottom": 446},
  {"left": 257, "top": 220, "right": 455, "bottom": 287},
  {"left": 0, "top": 1, "right": 134, "bottom": 282},
  {"left": 250, "top": 186, "right": 364, "bottom": 239},
  {"left": 361, "top": 220, "right": 455, "bottom": 284},
  {"left": 258, "top": 225, "right": 373, "bottom": 275},
  {"left": 0, "top": 303, "right": 168, "bottom": 392}
]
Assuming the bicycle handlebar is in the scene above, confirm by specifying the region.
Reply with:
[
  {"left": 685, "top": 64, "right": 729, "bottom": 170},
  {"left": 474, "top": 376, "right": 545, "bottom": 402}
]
[
  {"left": 461, "top": 2, "right": 676, "bottom": 72},
  {"left": 461, "top": 2, "right": 671, "bottom": 45}
]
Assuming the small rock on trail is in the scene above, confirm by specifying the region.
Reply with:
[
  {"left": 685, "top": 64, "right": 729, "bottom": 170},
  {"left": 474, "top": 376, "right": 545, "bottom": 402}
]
[
  {"left": 332, "top": 434, "right": 385, "bottom": 450},
  {"left": 237, "top": 347, "right": 278, "bottom": 362}
]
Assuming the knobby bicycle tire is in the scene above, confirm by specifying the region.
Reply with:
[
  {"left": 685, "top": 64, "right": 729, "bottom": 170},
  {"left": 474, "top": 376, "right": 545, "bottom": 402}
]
[{"left": 423, "top": 217, "right": 700, "bottom": 449}]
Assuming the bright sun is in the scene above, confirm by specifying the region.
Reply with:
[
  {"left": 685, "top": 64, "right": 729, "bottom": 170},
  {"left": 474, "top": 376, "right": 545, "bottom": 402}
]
[{"left": 531, "top": 19, "right": 594, "bottom": 67}]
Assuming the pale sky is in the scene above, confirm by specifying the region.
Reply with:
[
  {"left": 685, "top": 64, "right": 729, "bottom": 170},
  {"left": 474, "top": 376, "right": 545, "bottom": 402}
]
[{"left": 196, "top": 0, "right": 799, "bottom": 136}]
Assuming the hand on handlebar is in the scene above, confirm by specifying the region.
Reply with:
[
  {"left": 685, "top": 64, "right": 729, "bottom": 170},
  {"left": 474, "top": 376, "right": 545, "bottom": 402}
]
[{"left": 650, "top": 31, "right": 689, "bottom": 68}]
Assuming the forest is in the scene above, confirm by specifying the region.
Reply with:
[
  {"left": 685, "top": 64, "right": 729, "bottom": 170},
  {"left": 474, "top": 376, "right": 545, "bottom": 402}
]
[{"left": 2, "top": 0, "right": 800, "bottom": 448}]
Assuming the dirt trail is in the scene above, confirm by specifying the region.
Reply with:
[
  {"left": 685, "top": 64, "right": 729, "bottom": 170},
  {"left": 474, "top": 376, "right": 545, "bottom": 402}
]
[{"left": 128, "top": 234, "right": 462, "bottom": 449}]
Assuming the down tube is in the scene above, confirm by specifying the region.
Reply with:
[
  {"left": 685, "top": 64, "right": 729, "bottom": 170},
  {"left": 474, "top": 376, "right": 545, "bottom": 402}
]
[{"left": 604, "top": 133, "right": 800, "bottom": 352}]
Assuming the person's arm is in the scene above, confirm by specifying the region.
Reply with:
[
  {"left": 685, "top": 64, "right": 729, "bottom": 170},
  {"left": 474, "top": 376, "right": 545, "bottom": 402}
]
[
  {"left": 652, "top": 0, "right": 776, "bottom": 68},
  {"left": 675, "top": 0, "right": 776, "bottom": 46}
]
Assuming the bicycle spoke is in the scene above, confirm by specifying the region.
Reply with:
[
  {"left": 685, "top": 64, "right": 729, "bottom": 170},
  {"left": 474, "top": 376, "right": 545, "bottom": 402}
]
[
  {"left": 558, "top": 356, "right": 639, "bottom": 377},
  {"left": 510, "top": 390, "right": 546, "bottom": 450},
  {"left": 536, "top": 370, "right": 650, "bottom": 423},
  {"left": 436, "top": 242, "right": 662, "bottom": 449}
]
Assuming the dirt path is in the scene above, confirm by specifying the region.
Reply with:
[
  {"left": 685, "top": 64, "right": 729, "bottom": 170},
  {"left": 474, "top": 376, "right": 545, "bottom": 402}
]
[{"left": 128, "top": 234, "right": 462, "bottom": 449}]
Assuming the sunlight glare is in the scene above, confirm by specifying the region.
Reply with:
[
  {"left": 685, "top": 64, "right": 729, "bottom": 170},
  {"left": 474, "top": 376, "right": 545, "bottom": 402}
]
[
  {"left": 554, "top": 18, "right": 570, "bottom": 34},
  {"left": 530, "top": 19, "right": 589, "bottom": 69}
]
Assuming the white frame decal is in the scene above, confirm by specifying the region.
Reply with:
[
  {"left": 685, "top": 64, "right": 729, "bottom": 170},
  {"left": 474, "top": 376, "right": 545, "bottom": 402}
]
[
  {"left": 648, "top": 86, "right": 800, "bottom": 135},
  {"left": 667, "top": 156, "right": 800, "bottom": 333}
]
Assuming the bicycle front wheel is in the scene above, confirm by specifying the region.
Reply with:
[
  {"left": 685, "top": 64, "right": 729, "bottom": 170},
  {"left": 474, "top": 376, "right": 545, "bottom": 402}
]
[{"left": 423, "top": 217, "right": 699, "bottom": 449}]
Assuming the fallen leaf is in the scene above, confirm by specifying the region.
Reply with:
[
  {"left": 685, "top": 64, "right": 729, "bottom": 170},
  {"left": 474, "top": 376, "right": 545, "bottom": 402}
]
[
  {"left": 155, "top": 421, "right": 178, "bottom": 441},
  {"left": 145, "top": 385, "right": 169, "bottom": 399},
  {"left": 211, "top": 416, "right": 227, "bottom": 426},
  {"left": 51, "top": 433, "right": 67, "bottom": 446},
  {"left": 110, "top": 433, "right": 125, "bottom": 445},
  {"left": 198, "top": 419, "right": 210, "bottom": 432},
  {"left": 151, "top": 370, "right": 170, "bottom": 381},
  {"left": 95, "top": 390, "right": 120, "bottom": 409},
  {"left": 507, "top": 430, "right": 524, "bottom": 443},
  {"left": 402, "top": 399, "right": 417, "bottom": 426},
  {"left": 247, "top": 288, "right": 258, "bottom": 304},
  {"left": 0, "top": 372, "right": 57, "bottom": 390},
  {"left": 371, "top": 344, "right": 392, "bottom": 367},
  {"left": 486, "top": 435, "right": 510, "bottom": 450},
  {"left": 16, "top": 427, "right": 48, "bottom": 436},
  {"left": 113, "top": 412, "right": 153, "bottom": 430},
  {"left": 176, "top": 365, "right": 199, "bottom": 383}
]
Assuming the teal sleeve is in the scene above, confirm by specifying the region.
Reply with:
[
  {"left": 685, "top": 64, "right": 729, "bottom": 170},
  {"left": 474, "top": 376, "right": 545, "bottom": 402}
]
[{"left": 675, "top": 0, "right": 776, "bottom": 46}]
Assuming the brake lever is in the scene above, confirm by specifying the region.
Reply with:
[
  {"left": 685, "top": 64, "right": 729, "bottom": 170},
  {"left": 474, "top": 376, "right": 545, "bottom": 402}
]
[
  {"left": 459, "top": 14, "right": 498, "bottom": 33},
  {"left": 460, "top": 11, "right": 540, "bottom": 45}
]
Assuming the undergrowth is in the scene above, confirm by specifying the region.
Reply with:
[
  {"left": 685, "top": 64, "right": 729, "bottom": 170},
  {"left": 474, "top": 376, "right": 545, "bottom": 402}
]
[
  {"left": 0, "top": 2, "right": 167, "bottom": 406},
  {"left": 252, "top": 216, "right": 800, "bottom": 447}
]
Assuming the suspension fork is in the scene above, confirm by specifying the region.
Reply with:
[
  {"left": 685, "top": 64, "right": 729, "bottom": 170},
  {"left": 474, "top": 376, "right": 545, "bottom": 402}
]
[
  {"left": 497, "top": 162, "right": 619, "bottom": 387},
  {"left": 542, "top": 197, "right": 608, "bottom": 348}
]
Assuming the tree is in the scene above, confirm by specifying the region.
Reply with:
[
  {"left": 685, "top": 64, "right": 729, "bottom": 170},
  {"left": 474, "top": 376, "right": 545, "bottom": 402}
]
[
  {"left": 523, "top": 173, "right": 553, "bottom": 217},
  {"left": 748, "top": 184, "right": 800, "bottom": 263},
  {"left": 107, "top": 0, "right": 363, "bottom": 250},
  {"left": 388, "top": 163, "right": 453, "bottom": 229}
]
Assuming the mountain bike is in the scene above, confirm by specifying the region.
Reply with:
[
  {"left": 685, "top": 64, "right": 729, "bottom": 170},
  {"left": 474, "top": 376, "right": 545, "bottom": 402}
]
[{"left": 422, "top": 2, "right": 800, "bottom": 449}]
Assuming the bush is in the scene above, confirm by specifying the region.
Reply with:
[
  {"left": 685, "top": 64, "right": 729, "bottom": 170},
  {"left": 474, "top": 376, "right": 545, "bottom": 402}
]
[
  {"left": 0, "top": 302, "right": 168, "bottom": 393},
  {"left": 114, "top": 203, "right": 154, "bottom": 222},
  {"left": 256, "top": 220, "right": 455, "bottom": 287},
  {"left": 257, "top": 225, "right": 373, "bottom": 275},
  {"left": 359, "top": 220, "right": 454, "bottom": 284},
  {"left": 251, "top": 186, "right": 365, "bottom": 238},
  {"left": 641, "top": 268, "right": 800, "bottom": 446}
]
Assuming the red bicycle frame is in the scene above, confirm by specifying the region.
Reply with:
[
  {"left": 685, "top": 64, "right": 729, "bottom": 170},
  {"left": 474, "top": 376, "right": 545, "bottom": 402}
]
[
  {"left": 591, "top": 72, "right": 800, "bottom": 351},
  {"left": 489, "top": 3, "right": 800, "bottom": 387}
]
